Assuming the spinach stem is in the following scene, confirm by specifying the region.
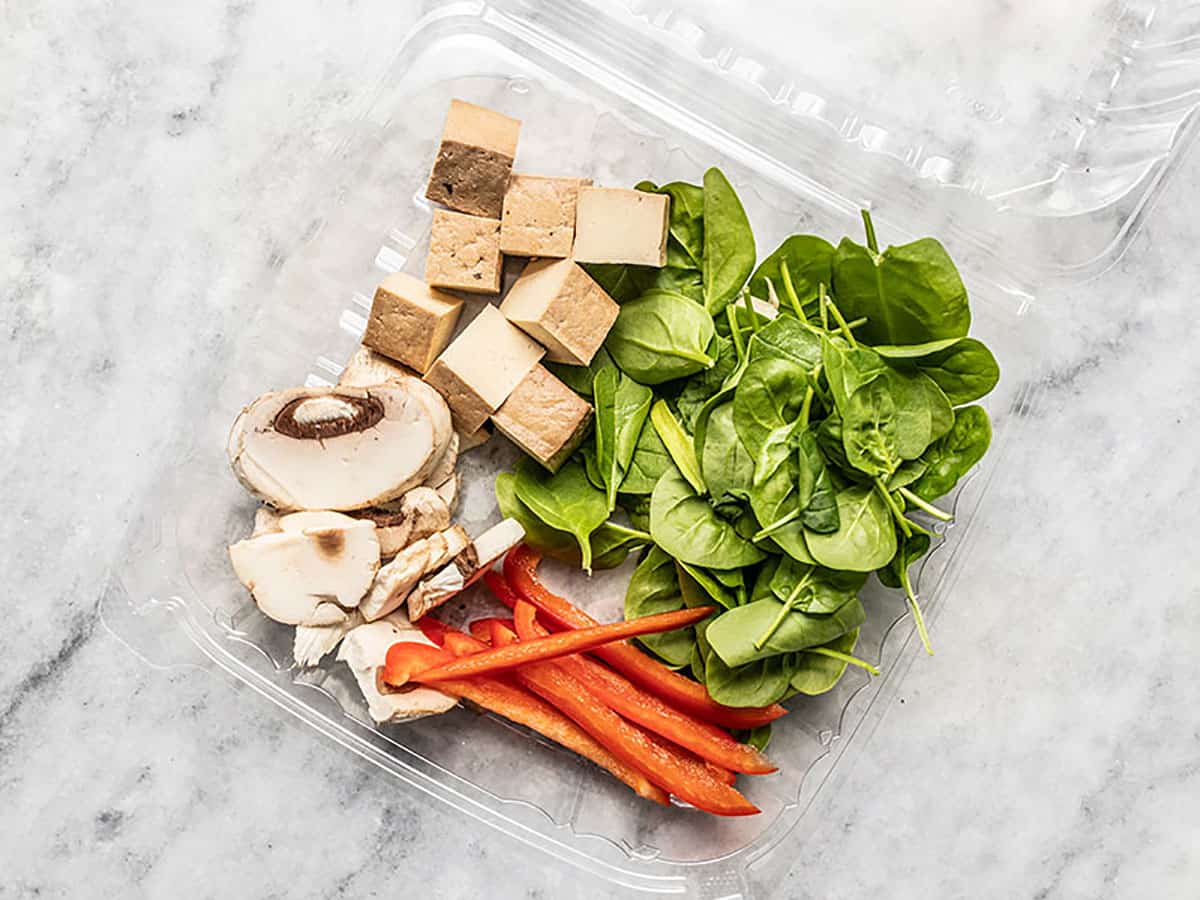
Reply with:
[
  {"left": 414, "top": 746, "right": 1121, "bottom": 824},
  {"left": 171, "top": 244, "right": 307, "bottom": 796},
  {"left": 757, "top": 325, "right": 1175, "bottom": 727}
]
[
  {"left": 823, "top": 286, "right": 857, "bottom": 348},
  {"left": 803, "top": 646, "right": 881, "bottom": 676},
  {"left": 819, "top": 282, "right": 830, "bottom": 331},
  {"left": 726, "top": 304, "right": 747, "bottom": 362},
  {"left": 799, "top": 385, "right": 815, "bottom": 426},
  {"left": 898, "top": 487, "right": 953, "bottom": 521},
  {"left": 603, "top": 522, "right": 653, "bottom": 543},
  {"left": 900, "top": 565, "right": 934, "bottom": 656},
  {"left": 650, "top": 400, "right": 707, "bottom": 495},
  {"left": 741, "top": 289, "right": 760, "bottom": 334},
  {"left": 875, "top": 478, "right": 912, "bottom": 538},
  {"left": 778, "top": 261, "right": 807, "bottom": 320},
  {"left": 751, "top": 508, "right": 802, "bottom": 542},
  {"left": 845, "top": 316, "right": 869, "bottom": 330},
  {"left": 861, "top": 209, "right": 879, "bottom": 254}
]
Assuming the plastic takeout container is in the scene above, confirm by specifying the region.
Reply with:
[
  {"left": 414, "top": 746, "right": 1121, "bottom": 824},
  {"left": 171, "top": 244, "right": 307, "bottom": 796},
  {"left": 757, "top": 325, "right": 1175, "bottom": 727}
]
[{"left": 101, "top": 1, "right": 1200, "bottom": 895}]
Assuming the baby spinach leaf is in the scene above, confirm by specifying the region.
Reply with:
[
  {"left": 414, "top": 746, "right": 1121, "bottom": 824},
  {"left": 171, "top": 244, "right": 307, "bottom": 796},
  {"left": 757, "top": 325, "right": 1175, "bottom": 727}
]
[
  {"left": 797, "top": 429, "right": 840, "bottom": 533},
  {"left": 742, "top": 723, "right": 773, "bottom": 751},
  {"left": 748, "top": 235, "right": 835, "bottom": 318},
  {"left": 625, "top": 546, "right": 694, "bottom": 667},
  {"left": 706, "top": 595, "right": 866, "bottom": 666},
  {"left": 606, "top": 290, "right": 716, "bottom": 385},
  {"left": 698, "top": 401, "right": 754, "bottom": 504},
  {"left": 655, "top": 180, "right": 706, "bottom": 270},
  {"left": 620, "top": 419, "right": 671, "bottom": 495},
  {"left": 650, "top": 400, "right": 706, "bottom": 495},
  {"left": 512, "top": 458, "right": 609, "bottom": 573},
  {"left": 580, "top": 444, "right": 606, "bottom": 491},
  {"left": 886, "top": 458, "right": 928, "bottom": 491},
  {"left": 620, "top": 494, "right": 652, "bottom": 533},
  {"left": 871, "top": 337, "right": 962, "bottom": 359},
  {"left": 911, "top": 404, "right": 992, "bottom": 500},
  {"left": 496, "top": 472, "right": 645, "bottom": 570},
  {"left": 789, "top": 628, "right": 862, "bottom": 695},
  {"left": 877, "top": 531, "right": 934, "bottom": 654},
  {"left": 545, "top": 347, "right": 613, "bottom": 398},
  {"left": 676, "top": 335, "right": 737, "bottom": 432},
  {"left": 645, "top": 266, "right": 704, "bottom": 302},
  {"left": 702, "top": 168, "right": 755, "bottom": 315},
  {"left": 593, "top": 366, "right": 653, "bottom": 510},
  {"left": 822, "top": 335, "right": 888, "bottom": 413},
  {"left": 678, "top": 561, "right": 743, "bottom": 610},
  {"left": 907, "top": 337, "right": 1000, "bottom": 405},
  {"left": 747, "top": 314, "right": 823, "bottom": 369},
  {"left": 831, "top": 233, "right": 971, "bottom": 347},
  {"left": 747, "top": 421, "right": 814, "bottom": 562},
  {"left": 650, "top": 469, "right": 766, "bottom": 569},
  {"left": 805, "top": 485, "right": 897, "bottom": 571},
  {"left": 768, "top": 557, "right": 867, "bottom": 614},
  {"left": 702, "top": 644, "right": 797, "bottom": 707},
  {"left": 842, "top": 377, "right": 901, "bottom": 477},
  {"left": 731, "top": 356, "right": 810, "bottom": 458},
  {"left": 582, "top": 263, "right": 653, "bottom": 304}
]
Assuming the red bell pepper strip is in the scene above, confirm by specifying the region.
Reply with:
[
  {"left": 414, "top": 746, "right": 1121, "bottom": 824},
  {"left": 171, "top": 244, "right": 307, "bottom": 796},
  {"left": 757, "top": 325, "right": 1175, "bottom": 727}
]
[
  {"left": 386, "top": 606, "right": 714, "bottom": 686},
  {"left": 503, "top": 545, "right": 787, "bottom": 731},
  {"left": 484, "top": 569, "right": 522, "bottom": 608},
  {"left": 382, "top": 643, "right": 455, "bottom": 686},
  {"left": 426, "top": 623, "right": 669, "bottom": 806},
  {"left": 512, "top": 601, "right": 775, "bottom": 776},
  {"left": 417, "top": 617, "right": 455, "bottom": 647},
  {"left": 490, "top": 621, "right": 758, "bottom": 817},
  {"left": 468, "top": 617, "right": 513, "bottom": 644}
]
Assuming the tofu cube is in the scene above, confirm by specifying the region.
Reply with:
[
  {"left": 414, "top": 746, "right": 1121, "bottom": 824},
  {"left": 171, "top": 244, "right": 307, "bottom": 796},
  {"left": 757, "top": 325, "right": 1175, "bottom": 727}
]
[
  {"left": 492, "top": 365, "right": 593, "bottom": 472},
  {"left": 425, "top": 210, "right": 503, "bottom": 295},
  {"left": 500, "top": 175, "right": 588, "bottom": 258},
  {"left": 572, "top": 187, "right": 670, "bottom": 267},
  {"left": 362, "top": 273, "right": 463, "bottom": 374},
  {"left": 499, "top": 258, "right": 619, "bottom": 366},
  {"left": 423, "top": 305, "right": 544, "bottom": 432},
  {"left": 425, "top": 99, "right": 521, "bottom": 218}
]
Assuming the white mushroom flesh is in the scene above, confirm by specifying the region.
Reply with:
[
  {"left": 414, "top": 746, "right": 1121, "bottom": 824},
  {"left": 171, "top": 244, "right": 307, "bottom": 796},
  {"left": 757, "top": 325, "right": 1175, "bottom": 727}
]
[
  {"left": 294, "top": 610, "right": 363, "bottom": 667},
  {"left": 433, "top": 473, "right": 461, "bottom": 516},
  {"left": 407, "top": 518, "right": 525, "bottom": 621},
  {"left": 228, "top": 512, "right": 380, "bottom": 625},
  {"left": 359, "top": 526, "right": 470, "bottom": 622},
  {"left": 227, "top": 382, "right": 451, "bottom": 511},
  {"left": 336, "top": 613, "right": 457, "bottom": 724},
  {"left": 354, "top": 487, "right": 452, "bottom": 558}
]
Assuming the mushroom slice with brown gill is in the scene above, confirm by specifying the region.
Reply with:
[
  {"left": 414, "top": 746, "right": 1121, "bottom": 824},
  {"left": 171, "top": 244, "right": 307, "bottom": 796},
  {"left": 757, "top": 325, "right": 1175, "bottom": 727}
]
[
  {"left": 227, "top": 381, "right": 451, "bottom": 511},
  {"left": 336, "top": 612, "right": 457, "bottom": 724},
  {"left": 407, "top": 518, "right": 525, "bottom": 621},
  {"left": 228, "top": 510, "right": 380, "bottom": 625},
  {"left": 352, "top": 486, "right": 452, "bottom": 558},
  {"left": 433, "top": 473, "right": 461, "bottom": 516},
  {"left": 358, "top": 525, "right": 470, "bottom": 622}
]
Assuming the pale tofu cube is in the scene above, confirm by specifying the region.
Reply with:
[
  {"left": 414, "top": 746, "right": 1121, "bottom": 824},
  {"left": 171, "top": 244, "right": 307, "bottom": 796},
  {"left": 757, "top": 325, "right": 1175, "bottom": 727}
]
[
  {"left": 362, "top": 273, "right": 464, "bottom": 374},
  {"left": 573, "top": 187, "right": 670, "bottom": 266},
  {"left": 499, "top": 258, "right": 618, "bottom": 366},
  {"left": 423, "top": 305, "right": 544, "bottom": 432},
  {"left": 425, "top": 99, "right": 521, "bottom": 218},
  {"left": 425, "top": 210, "right": 503, "bottom": 294},
  {"left": 492, "top": 365, "right": 593, "bottom": 472},
  {"left": 500, "top": 175, "right": 588, "bottom": 258}
]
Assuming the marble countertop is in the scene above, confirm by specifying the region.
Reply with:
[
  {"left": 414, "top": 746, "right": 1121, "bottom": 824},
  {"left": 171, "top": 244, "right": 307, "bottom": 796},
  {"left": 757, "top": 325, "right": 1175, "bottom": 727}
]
[{"left": 5, "top": 0, "right": 1198, "bottom": 897}]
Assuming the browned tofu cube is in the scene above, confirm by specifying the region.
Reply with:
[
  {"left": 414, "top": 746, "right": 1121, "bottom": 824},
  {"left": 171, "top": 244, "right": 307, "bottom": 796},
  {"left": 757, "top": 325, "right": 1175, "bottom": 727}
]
[
  {"left": 423, "top": 305, "right": 544, "bottom": 433},
  {"left": 573, "top": 187, "right": 670, "bottom": 266},
  {"left": 362, "top": 273, "right": 463, "bottom": 373},
  {"left": 424, "top": 210, "right": 503, "bottom": 295},
  {"left": 500, "top": 175, "right": 588, "bottom": 258},
  {"left": 425, "top": 99, "right": 521, "bottom": 218},
  {"left": 492, "top": 365, "right": 593, "bottom": 472},
  {"left": 499, "top": 258, "right": 619, "bottom": 366}
]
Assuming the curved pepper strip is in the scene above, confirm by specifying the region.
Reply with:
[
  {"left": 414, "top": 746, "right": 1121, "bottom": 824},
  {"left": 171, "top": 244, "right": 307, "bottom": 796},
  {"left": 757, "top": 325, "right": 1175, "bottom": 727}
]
[
  {"left": 490, "top": 620, "right": 759, "bottom": 817},
  {"left": 502, "top": 545, "right": 787, "bottom": 731},
  {"left": 387, "top": 605, "right": 714, "bottom": 686},
  {"left": 511, "top": 600, "right": 775, "bottom": 776},
  {"left": 413, "top": 622, "right": 669, "bottom": 806}
]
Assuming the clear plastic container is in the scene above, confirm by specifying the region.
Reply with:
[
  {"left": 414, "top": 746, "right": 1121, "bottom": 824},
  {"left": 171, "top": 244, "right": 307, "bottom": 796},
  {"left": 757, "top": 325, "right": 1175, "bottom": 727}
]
[{"left": 99, "top": 1, "right": 1200, "bottom": 895}]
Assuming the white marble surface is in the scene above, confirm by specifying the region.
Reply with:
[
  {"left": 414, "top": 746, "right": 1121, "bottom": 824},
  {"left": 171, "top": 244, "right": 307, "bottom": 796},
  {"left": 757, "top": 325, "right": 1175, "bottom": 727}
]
[{"left": 4, "top": 0, "right": 1200, "bottom": 897}]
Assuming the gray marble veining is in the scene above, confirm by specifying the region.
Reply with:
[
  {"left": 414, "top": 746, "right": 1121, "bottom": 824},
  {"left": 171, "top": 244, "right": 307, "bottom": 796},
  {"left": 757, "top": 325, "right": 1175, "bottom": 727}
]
[{"left": 3, "top": 0, "right": 1198, "bottom": 897}]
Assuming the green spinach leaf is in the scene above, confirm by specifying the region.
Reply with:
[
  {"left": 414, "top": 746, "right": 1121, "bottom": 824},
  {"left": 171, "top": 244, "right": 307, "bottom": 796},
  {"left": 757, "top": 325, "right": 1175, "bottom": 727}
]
[
  {"left": 649, "top": 469, "right": 766, "bottom": 569},
  {"left": 676, "top": 335, "right": 737, "bottom": 432},
  {"left": 706, "top": 595, "right": 866, "bottom": 666},
  {"left": 790, "top": 628, "right": 862, "bottom": 695},
  {"left": 731, "top": 356, "right": 809, "bottom": 458},
  {"left": 702, "top": 168, "right": 755, "bottom": 315},
  {"left": 748, "top": 235, "right": 835, "bottom": 318},
  {"left": 798, "top": 428, "right": 840, "bottom": 532},
  {"left": 606, "top": 290, "right": 716, "bottom": 385},
  {"left": 911, "top": 405, "right": 991, "bottom": 500},
  {"left": 907, "top": 337, "right": 1000, "bottom": 405},
  {"left": 593, "top": 366, "right": 653, "bottom": 509},
  {"left": 511, "top": 458, "right": 610, "bottom": 573},
  {"left": 625, "top": 546, "right": 694, "bottom": 667},
  {"left": 620, "top": 419, "right": 671, "bottom": 495},
  {"left": 698, "top": 401, "right": 755, "bottom": 504},
  {"left": 805, "top": 485, "right": 897, "bottom": 571},
  {"left": 545, "top": 347, "right": 613, "bottom": 399}
]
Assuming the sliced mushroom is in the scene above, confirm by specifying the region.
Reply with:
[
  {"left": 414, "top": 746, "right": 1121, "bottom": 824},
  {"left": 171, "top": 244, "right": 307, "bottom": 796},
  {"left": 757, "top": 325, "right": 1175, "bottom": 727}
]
[
  {"left": 294, "top": 610, "right": 363, "bottom": 667},
  {"left": 352, "top": 486, "right": 452, "bottom": 558},
  {"left": 424, "top": 431, "right": 459, "bottom": 490},
  {"left": 336, "top": 612, "right": 457, "bottom": 724},
  {"left": 337, "top": 346, "right": 417, "bottom": 388},
  {"left": 359, "top": 525, "right": 470, "bottom": 622},
  {"left": 228, "top": 511, "right": 380, "bottom": 625},
  {"left": 227, "top": 381, "right": 451, "bottom": 511},
  {"left": 433, "top": 473, "right": 461, "bottom": 516},
  {"left": 252, "top": 506, "right": 282, "bottom": 537},
  {"left": 408, "top": 518, "right": 525, "bottom": 621}
]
